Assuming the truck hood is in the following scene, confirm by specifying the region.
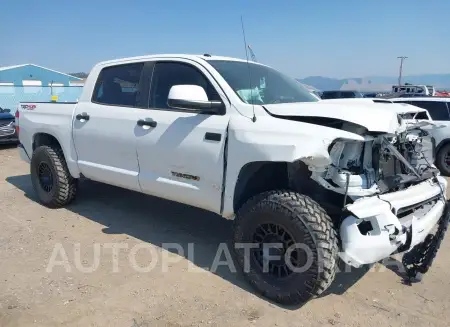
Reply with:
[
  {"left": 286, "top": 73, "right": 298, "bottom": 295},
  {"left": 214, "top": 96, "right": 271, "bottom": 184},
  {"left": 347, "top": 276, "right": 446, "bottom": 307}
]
[
  {"left": 264, "top": 102, "right": 401, "bottom": 134},
  {"left": 0, "top": 112, "right": 14, "bottom": 120},
  {"left": 320, "top": 98, "right": 428, "bottom": 115}
]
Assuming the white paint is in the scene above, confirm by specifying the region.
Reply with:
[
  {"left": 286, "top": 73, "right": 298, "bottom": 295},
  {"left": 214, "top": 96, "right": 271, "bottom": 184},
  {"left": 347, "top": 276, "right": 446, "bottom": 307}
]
[
  {"left": 22, "top": 80, "right": 42, "bottom": 86},
  {"left": 168, "top": 85, "right": 208, "bottom": 102},
  {"left": 340, "top": 176, "right": 447, "bottom": 267},
  {"left": 264, "top": 101, "right": 402, "bottom": 134},
  {"left": 16, "top": 54, "right": 448, "bottom": 268}
]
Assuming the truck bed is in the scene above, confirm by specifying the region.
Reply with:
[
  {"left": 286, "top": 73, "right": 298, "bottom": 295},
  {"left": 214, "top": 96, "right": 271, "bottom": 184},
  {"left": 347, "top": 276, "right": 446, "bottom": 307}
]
[{"left": 18, "top": 102, "right": 78, "bottom": 165}]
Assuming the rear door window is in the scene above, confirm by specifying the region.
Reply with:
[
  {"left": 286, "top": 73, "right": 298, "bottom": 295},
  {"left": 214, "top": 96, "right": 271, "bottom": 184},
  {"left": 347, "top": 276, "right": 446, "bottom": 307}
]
[
  {"left": 409, "top": 101, "right": 450, "bottom": 120},
  {"left": 92, "top": 63, "right": 145, "bottom": 107}
]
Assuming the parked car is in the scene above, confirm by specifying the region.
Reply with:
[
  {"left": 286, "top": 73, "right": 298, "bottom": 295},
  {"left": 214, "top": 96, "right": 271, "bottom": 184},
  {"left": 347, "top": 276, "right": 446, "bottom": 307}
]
[
  {"left": 16, "top": 54, "right": 448, "bottom": 305},
  {"left": 362, "top": 92, "right": 379, "bottom": 98},
  {"left": 390, "top": 97, "right": 450, "bottom": 175},
  {"left": 0, "top": 107, "right": 18, "bottom": 144},
  {"left": 320, "top": 90, "right": 365, "bottom": 99}
]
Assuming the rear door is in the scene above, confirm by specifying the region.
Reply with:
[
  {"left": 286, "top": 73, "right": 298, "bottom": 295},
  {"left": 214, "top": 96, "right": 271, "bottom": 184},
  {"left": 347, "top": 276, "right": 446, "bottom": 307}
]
[
  {"left": 73, "top": 62, "right": 151, "bottom": 191},
  {"left": 135, "top": 59, "right": 230, "bottom": 213}
]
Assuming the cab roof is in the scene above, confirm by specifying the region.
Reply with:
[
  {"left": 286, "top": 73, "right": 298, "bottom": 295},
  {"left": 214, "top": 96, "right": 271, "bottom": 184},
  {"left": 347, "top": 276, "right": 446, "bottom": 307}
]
[{"left": 95, "top": 54, "right": 270, "bottom": 68}]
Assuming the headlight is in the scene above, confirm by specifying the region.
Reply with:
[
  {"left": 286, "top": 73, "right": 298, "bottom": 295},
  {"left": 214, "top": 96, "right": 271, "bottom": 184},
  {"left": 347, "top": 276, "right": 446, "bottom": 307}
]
[{"left": 328, "top": 139, "right": 365, "bottom": 169}]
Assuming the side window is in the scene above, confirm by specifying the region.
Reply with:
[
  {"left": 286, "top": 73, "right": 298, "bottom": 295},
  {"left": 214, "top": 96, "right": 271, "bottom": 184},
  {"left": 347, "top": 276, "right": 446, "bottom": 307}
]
[
  {"left": 410, "top": 101, "right": 450, "bottom": 120},
  {"left": 321, "top": 91, "right": 340, "bottom": 99},
  {"left": 340, "top": 91, "right": 354, "bottom": 98},
  {"left": 92, "top": 63, "right": 144, "bottom": 107},
  {"left": 149, "top": 62, "right": 221, "bottom": 109}
]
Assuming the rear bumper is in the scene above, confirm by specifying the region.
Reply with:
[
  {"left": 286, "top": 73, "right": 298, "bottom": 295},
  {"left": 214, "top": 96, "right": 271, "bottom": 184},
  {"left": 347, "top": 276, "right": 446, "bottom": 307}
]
[
  {"left": 339, "top": 176, "right": 447, "bottom": 267},
  {"left": 18, "top": 143, "right": 31, "bottom": 163}
]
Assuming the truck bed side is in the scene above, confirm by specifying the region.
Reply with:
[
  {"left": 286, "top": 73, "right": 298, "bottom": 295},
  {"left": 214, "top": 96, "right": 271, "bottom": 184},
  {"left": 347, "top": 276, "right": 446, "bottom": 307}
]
[{"left": 18, "top": 102, "right": 81, "bottom": 178}]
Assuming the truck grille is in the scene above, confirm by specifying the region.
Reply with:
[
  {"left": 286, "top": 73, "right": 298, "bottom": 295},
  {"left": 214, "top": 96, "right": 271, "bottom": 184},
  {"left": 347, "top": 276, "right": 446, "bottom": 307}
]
[
  {"left": 0, "top": 119, "right": 15, "bottom": 137},
  {"left": 0, "top": 128, "right": 15, "bottom": 136}
]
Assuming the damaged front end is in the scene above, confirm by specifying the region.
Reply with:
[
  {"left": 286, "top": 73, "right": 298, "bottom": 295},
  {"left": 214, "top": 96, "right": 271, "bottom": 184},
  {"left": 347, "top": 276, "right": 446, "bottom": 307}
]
[
  {"left": 308, "top": 123, "right": 447, "bottom": 268},
  {"left": 311, "top": 126, "right": 438, "bottom": 198}
]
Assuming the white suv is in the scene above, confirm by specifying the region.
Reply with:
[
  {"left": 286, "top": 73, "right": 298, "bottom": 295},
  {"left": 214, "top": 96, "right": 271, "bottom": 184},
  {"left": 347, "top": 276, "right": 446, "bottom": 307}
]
[{"left": 390, "top": 97, "right": 450, "bottom": 175}]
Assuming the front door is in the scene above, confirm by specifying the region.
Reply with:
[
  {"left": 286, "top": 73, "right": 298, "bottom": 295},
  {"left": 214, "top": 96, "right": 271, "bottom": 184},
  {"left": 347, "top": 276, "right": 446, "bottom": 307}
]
[
  {"left": 73, "top": 62, "right": 149, "bottom": 191},
  {"left": 136, "top": 60, "right": 230, "bottom": 213}
]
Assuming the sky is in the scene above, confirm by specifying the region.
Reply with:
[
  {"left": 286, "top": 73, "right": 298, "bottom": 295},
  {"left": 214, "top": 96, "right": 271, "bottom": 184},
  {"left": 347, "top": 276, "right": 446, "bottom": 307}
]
[{"left": 1, "top": 0, "right": 449, "bottom": 79}]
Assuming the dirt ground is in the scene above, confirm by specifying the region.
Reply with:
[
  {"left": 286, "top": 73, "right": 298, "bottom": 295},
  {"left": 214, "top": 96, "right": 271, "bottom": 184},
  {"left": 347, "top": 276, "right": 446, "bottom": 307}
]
[{"left": 0, "top": 145, "right": 449, "bottom": 327}]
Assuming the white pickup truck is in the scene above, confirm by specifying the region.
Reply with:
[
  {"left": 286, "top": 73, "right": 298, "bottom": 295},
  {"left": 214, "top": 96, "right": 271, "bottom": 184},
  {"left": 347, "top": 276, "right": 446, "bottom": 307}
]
[{"left": 16, "top": 54, "right": 449, "bottom": 305}]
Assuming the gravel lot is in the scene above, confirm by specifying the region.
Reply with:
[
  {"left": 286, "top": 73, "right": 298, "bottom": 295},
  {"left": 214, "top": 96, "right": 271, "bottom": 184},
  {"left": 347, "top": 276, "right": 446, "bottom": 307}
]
[{"left": 1, "top": 145, "right": 449, "bottom": 327}]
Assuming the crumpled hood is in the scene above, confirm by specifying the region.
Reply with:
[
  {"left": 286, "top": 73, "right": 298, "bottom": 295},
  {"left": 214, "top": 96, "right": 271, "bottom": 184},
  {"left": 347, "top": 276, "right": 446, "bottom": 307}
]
[{"left": 264, "top": 102, "right": 401, "bottom": 134}]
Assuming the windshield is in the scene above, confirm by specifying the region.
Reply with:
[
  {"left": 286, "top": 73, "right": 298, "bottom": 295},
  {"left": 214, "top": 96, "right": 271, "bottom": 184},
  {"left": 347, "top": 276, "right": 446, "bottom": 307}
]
[{"left": 208, "top": 60, "right": 318, "bottom": 104}]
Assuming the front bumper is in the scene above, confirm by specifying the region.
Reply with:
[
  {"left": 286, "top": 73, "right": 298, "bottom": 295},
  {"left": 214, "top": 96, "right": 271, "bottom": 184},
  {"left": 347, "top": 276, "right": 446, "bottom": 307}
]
[
  {"left": 339, "top": 176, "right": 447, "bottom": 267},
  {"left": 0, "top": 126, "right": 18, "bottom": 144}
]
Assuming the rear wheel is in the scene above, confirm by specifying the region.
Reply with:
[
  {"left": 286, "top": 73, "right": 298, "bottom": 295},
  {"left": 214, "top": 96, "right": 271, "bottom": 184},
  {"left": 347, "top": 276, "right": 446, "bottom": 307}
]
[
  {"left": 436, "top": 143, "right": 450, "bottom": 176},
  {"left": 30, "top": 145, "right": 77, "bottom": 208},
  {"left": 233, "top": 190, "right": 339, "bottom": 305}
]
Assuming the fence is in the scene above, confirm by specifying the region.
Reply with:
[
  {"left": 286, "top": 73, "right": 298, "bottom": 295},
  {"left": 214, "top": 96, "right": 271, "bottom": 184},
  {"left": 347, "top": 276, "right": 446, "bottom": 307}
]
[{"left": 0, "top": 85, "right": 83, "bottom": 112}]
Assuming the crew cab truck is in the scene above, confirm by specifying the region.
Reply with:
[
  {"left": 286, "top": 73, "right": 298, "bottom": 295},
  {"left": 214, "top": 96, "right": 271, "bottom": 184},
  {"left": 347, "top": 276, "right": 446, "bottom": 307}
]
[{"left": 16, "top": 54, "right": 449, "bottom": 305}]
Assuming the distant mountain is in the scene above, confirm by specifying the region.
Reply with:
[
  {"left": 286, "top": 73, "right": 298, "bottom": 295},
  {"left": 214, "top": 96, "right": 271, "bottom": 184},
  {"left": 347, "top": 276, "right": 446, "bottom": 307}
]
[
  {"left": 297, "top": 74, "right": 450, "bottom": 91},
  {"left": 295, "top": 77, "right": 355, "bottom": 91},
  {"left": 69, "top": 72, "right": 88, "bottom": 79}
]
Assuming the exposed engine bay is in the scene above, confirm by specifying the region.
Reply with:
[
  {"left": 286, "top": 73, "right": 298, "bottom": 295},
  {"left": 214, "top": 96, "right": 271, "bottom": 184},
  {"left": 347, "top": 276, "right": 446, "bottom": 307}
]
[{"left": 311, "top": 125, "right": 438, "bottom": 199}]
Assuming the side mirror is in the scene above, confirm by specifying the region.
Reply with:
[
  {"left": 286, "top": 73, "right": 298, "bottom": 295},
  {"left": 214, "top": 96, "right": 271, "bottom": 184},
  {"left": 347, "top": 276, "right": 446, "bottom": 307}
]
[{"left": 167, "top": 85, "right": 223, "bottom": 112}]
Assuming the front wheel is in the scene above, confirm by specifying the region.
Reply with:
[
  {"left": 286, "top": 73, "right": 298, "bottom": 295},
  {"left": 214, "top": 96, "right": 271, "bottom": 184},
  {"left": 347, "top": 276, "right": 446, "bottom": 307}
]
[
  {"left": 233, "top": 190, "right": 339, "bottom": 305},
  {"left": 30, "top": 145, "right": 78, "bottom": 208}
]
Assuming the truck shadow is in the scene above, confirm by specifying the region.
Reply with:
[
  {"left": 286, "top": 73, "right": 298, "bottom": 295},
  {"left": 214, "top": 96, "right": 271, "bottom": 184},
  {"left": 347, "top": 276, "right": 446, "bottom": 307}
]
[
  {"left": 6, "top": 174, "right": 370, "bottom": 309},
  {"left": 0, "top": 144, "right": 18, "bottom": 150}
]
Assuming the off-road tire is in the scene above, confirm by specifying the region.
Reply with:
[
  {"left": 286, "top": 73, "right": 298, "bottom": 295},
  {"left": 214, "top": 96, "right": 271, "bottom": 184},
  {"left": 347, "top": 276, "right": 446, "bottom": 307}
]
[
  {"left": 436, "top": 143, "right": 450, "bottom": 176},
  {"left": 30, "top": 145, "right": 78, "bottom": 208},
  {"left": 233, "top": 190, "right": 339, "bottom": 305}
]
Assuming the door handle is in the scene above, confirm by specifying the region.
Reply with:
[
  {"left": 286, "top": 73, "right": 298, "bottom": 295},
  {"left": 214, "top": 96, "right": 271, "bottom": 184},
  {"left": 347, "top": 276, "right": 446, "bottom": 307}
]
[
  {"left": 137, "top": 119, "right": 157, "bottom": 128},
  {"left": 76, "top": 113, "right": 90, "bottom": 121},
  {"left": 205, "top": 132, "right": 222, "bottom": 142}
]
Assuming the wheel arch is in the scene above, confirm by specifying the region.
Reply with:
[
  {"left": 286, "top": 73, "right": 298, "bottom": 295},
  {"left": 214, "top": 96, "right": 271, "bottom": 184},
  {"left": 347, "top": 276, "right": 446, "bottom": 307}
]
[
  {"left": 32, "top": 132, "right": 80, "bottom": 178},
  {"left": 232, "top": 159, "right": 345, "bottom": 218},
  {"left": 233, "top": 161, "right": 289, "bottom": 213}
]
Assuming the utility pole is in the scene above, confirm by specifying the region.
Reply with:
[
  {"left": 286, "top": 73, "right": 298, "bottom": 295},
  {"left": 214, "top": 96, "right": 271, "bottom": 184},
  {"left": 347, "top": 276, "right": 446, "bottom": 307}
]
[{"left": 397, "top": 56, "right": 408, "bottom": 86}]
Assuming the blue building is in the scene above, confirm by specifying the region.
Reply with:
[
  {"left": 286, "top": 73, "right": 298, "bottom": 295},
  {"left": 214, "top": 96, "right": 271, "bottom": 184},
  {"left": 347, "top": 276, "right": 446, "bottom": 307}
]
[{"left": 0, "top": 64, "right": 84, "bottom": 111}]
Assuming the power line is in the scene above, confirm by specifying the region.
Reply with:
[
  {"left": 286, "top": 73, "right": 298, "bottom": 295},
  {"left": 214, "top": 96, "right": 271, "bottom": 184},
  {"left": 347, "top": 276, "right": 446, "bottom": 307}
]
[{"left": 397, "top": 56, "right": 408, "bottom": 86}]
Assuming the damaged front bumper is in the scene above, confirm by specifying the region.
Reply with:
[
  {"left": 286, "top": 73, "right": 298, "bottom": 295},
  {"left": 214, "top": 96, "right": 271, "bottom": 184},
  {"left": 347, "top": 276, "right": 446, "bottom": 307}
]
[{"left": 339, "top": 176, "right": 447, "bottom": 267}]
